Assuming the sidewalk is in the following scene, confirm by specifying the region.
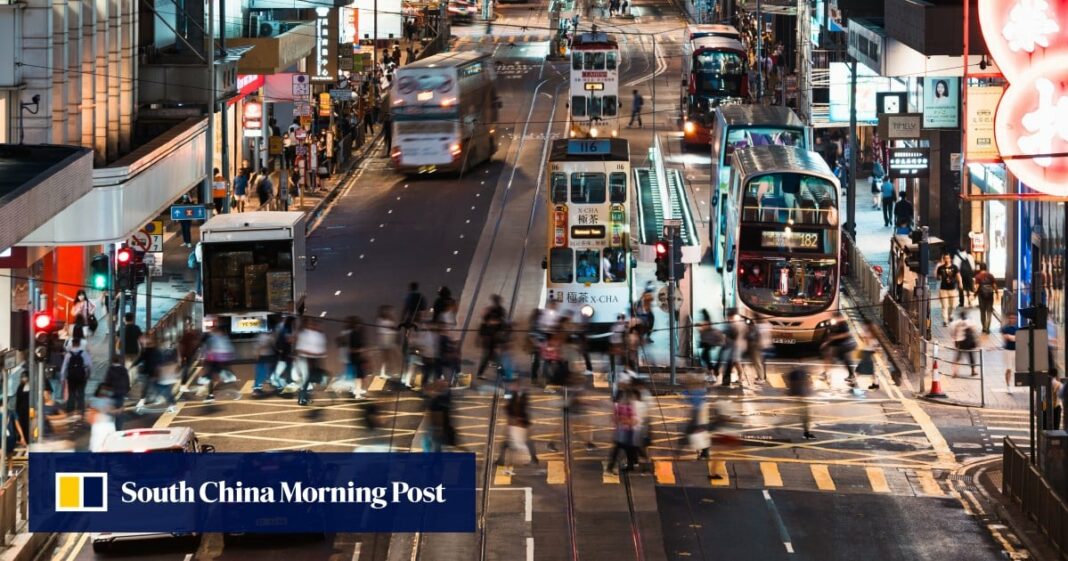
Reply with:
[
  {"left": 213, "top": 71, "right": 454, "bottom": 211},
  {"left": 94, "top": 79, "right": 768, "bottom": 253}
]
[{"left": 849, "top": 177, "right": 1026, "bottom": 409}]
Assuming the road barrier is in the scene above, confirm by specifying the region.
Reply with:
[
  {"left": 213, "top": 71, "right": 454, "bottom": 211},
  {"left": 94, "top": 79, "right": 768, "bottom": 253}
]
[
  {"left": 0, "top": 468, "right": 28, "bottom": 546},
  {"left": 1003, "top": 437, "right": 1068, "bottom": 558}
]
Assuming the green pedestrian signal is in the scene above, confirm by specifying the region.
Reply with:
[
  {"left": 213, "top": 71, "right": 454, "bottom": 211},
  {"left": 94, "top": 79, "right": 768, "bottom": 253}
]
[
  {"left": 92, "top": 273, "right": 107, "bottom": 290},
  {"left": 90, "top": 253, "right": 110, "bottom": 290}
]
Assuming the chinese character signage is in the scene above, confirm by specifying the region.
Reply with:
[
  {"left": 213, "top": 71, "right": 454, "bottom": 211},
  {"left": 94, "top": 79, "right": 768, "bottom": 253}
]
[
  {"left": 922, "top": 77, "right": 960, "bottom": 129},
  {"left": 887, "top": 147, "right": 930, "bottom": 179},
  {"left": 966, "top": 85, "right": 1003, "bottom": 162}
]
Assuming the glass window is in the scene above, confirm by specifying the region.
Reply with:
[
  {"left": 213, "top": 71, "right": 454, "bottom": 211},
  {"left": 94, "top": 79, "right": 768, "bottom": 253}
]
[
  {"left": 589, "top": 96, "right": 603, "bottom": 118},
  {"left": 609, "top": 172, "right": 627, "bottom": 203},
  {"left": 571, "top": 173, "right": 606, "bottom": 204},
  {"left": 575, "top": 249, "right": 600, "bottom": 284},
  {"left": 572, "top": 96, "right": 587, "bottom": 118},
  {"left": 551, "top": 172, "right": 568, "bottom": 203},
  {"left": 607, "top": 51, "right": 618, "bottom": 70},
  {"left": 572, "top": 52, "right": 583, "bottom": 70},
  {"left": 603, "top": 95, "right": 618, "bottom": 116},
  {"left": 549, "top": 248, "right": 573, "bottom": 284},
  {"left": 602, "top": 248, "right": 626, "bottom": 283},
  {"left": 694, "top": 50, "right": 744, "bottom": 73},
  {"left": 737, "top": 257, "right": 837, "bottom": 316},
  {"left": 741, "top": 173, "right": 837, "bottom": 225},
  {"left": 586, "top": 52, "right": 606, "bottom": 70}
]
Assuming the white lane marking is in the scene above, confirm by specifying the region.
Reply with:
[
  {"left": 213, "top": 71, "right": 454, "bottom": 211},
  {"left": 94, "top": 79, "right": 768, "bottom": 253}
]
[
  {"left": 526, "top": 537, "right": 534, "bottom": 561},
  {"left": 446, "top": 267, "right": 452, "bottom": 273},
  {"left": 379, "top": 223, "right": 385, "bottom": 228},
  {"left": 471, "top": 206, "right": 476, "bottom": 210},
  {"left": 453, "top": 250, "right": 459, "bottom": 255},
  {"left": 348, "top": 272, "right": 353, "bottom": 276},
  {"left": 388, "top": 209, "right": 393, "bottom": 214},
  {"left": 360, "top": 255, "right": 365, "bottom": 259},
  {"left": 466, "top": 219, "right": 471, "bottom": 224},
  {"left": 785, "top": 543, "right": 795, "bottom": 554},
  {"left": 370, "top": 238, "right": 375, "bottom": 243},
  {"left": 320, "top": 311, "right": 327, "bottom": 317},
  {"left": 476, "top": 193, "right": 481, "bottom": 197},
  {"left": 460, "top": 234, "right": 465, "bottom": 239},
  {"left": 525, "top": 487, "right": 532, "bottom": 522},
  {"left": 334, "top": 290, "right": 342, "bottom": 296},
  {"left": 352, "top": 542, "right": 362, "bottom": 561}
]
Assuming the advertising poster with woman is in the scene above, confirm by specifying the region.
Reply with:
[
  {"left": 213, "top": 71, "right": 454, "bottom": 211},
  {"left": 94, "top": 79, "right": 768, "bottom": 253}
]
[{"left": 922, "top": 76, "right": 960, "bottom": 128}]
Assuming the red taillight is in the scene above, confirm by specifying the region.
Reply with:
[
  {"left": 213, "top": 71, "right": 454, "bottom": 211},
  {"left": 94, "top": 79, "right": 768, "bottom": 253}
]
[
  {"left": 391, "top": 146, "right": 402, "bottom": 161},
  {"left": 449, "top": 143, "right": 462, "bottom": 158}
]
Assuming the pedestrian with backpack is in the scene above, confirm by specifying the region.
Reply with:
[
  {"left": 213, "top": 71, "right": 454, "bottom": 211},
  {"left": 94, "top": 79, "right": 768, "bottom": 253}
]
[
  {"left": 132, "top": 334, "right": 163, "bottom": 413},
  {"left": 974, "top": 263, "right": 998, "bottom": 333},
  {"left": 697, "top": 309, "right": 724, "bottom": 382},
  {"left": 950, "top": 309, "right": 979, "bottom": 377},
  {"left": 955, "top": 249, "right": 976, "bottom": 308},
  {"left": 103, "top": 356, "right": 130, "bottom": 429},
  {"left": 61, "top": 333, "right": 92, "bottom": 415}
]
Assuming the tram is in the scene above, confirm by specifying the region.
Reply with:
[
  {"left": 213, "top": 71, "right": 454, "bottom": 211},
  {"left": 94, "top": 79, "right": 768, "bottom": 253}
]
[
  {"left": 544, "top": 138, "right": 631, "bottom": 326},
  {"left": 569, "top": 31, "right": 621, "bottom": 138},
  {"left": 680, "top": 34, "right": 748, "bottom": 147},
  {"left": 722, "top": 145, "right": 841, "bottom": 345},
  {"left": 710, "top": 105, "right": 809, "bottom": 270}
]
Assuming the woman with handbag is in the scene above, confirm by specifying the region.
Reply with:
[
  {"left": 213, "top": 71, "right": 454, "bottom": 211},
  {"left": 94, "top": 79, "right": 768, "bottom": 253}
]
[{"left": 72, "top": 290, "right": 98, "bottom": 335}]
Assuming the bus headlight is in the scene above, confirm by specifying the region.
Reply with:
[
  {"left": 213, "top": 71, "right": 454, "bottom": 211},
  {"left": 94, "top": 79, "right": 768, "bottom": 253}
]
[
  {"left": 580, "top": 305, "right": 595, "bottom": 319},
  {"left": 590, "top": 127, "right": 599, "bottom": 137},
  {"left": 684, "top": 121, "right": 696, "bottom": 134},
  {"left": 611, "top": 129, "right": 618, "bottom": 137},
  {"left": 449, "top": 143, "right": 462, "bottom": 157}
]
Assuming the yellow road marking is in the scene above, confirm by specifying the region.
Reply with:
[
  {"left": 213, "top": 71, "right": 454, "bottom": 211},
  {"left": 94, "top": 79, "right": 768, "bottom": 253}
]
[
  {"left": 603, "top": 462, "right": 620, "bottom": 484},
  {"left": 547, "top": 461, "right": 566, "bottom": 484},
  {"left": 240, "top": 380, "right": 253, "bottom": 394},
  {"left": 593, "top": 373, "right": 610, "bottom": 389},
  {"left": 654, "top": 461, "right": 676, "bottom": 485},
  {"left": 153, "top": 403, "right": 184, "bottom": 428},
  {"left": 709, "top": 460, "right": 729, "bottom": 486},
  {"left": 766, "top": 373, "right": 786, "bottom": 389},
  {"left": 866, "top": 467, "right": 891, "bottom": 493},
  {"left": 493, "top": 465, "right": 512, "bottom": 486},
  {"left": 901, "top": 399, "right": 958, "bottom": 469},
  {"left": 811, "top": 464, "right": 836, "bottom": 491},
  {"left": 368, "top": 377, "right": 387, "bottom": 392},
  {"left": 760, "top": 462, "right": 783, "bottom": 487},
  {"left": 915, "top": 470, "right": 944, "bottom": 496}
]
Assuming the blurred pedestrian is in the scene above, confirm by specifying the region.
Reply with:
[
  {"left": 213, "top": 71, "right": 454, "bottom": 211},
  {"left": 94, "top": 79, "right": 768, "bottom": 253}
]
[
  {"left": 72, "top": 289, "right": 98, "bottom": 335},
  {"left": 745, "top": 314, "right": 769, "bottom": 382},
  {"left": 177, "top": 317, "right": 200, "bottom": 381},
  {"left": 1002, "top": 312, "right": 1019, "bottom": 392},
  {"left": 202, "top": 324, "right": 235, "bottom": 403},
  {"left": 822, "top": 311, "right": 856, "bottom": 383},
  {"left": 132, "top": 334, "right": 162, "bottom": 413},
  {"left": 103, "top": 355, "right": 130, "bottom": 430},
  {"left": 609, "top": 313, "right": 627, "bottom": 394},
  {"left": 719, "top": 309, "right": 744, "bottom": 386},
  {"left": 155, "top": 348, "right": 180, "bottom": 413},
  {"left": 495, "top": 380, "right": 538, "bottom": 471},
  {"left": 120, "top": 313, "right": 143, "bottom": 369},
  {"left": 476, "top": 295, "right": 508, "bottom": 380},
  {"left": 697, "top": 309, "right": 723, "bottom": 382},
  {"left": 606, "top": 388, "right": 637, "bottom": 474},
  {"left": 252, "top": 328, "right": 277, "bottom": 395},
  {"left": 294, "top": 319, "right": 328, "bottom": 405},
  {"left": 60, "top": 333, "right": 91, "bottom": 415},
  {"left": 271, "top": 316, "right": 296, "bottom": 388},
  {"left": 413, "top": 312, "right": 439, "bottom": 386},
  {"left": 787, "top": 367, "right": 815, "bottom": 439},
  {"left": 955, "top": 248, "right": 976, "bottom": 308},
  {"left": 346, "top": 316, "right": 371, "bottom": 398},
  {"left": 855, "top": 318, "right": 879, "bottom": 390},
  {"left": 376, "top": 306, "right": 402, "bottom": 380},
  {"left": 424, "top": 379, "right": 457, "bottom": 451},
  {"left": 950, "top": 309, "right": 979, "bottom": 378},
  {"left": 683, "top": 376, "right": 710, "bottom": 459},
  {"left": 974, "top": 262, "right": 997, "bottom": 333}
]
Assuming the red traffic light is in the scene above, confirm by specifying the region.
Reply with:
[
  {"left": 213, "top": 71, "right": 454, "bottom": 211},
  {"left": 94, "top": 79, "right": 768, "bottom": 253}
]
[
  {"left": 32, "top": 312, "right": 53, "bottom": 332},
  {"left": 116, "top": 247, "right": 133, "bottom": 264},
  {"left": 655, "top": 241, "right": 668, "bottom": 255}
]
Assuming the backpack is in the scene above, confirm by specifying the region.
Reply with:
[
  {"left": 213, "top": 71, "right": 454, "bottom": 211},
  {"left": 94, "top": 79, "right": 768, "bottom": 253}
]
[
  {"left": 978, "top": 275, "right": 995, "bottom": 298},
  {"left": 960, "top": 326, "right": 978, "bottom": 350},
  {"left": 67, "top": 350, "right": 89, "bottom": 384},
  {"left": 958, "top": 255, "right": 973, "bottom": 279}
]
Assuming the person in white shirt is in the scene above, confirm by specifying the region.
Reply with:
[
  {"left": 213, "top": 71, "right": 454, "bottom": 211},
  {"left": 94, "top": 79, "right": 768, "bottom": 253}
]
[
  {"left": 376, "top": 306, "right": 401, "bottom": 379},
  {"left": 294, "top": 319, "right": 328, "bottom": 405}
]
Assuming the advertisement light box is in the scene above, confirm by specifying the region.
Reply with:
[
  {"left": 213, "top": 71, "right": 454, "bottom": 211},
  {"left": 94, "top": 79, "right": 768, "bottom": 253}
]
[{"left": 828, "top": 62, "right": 906, "bottom": 124}]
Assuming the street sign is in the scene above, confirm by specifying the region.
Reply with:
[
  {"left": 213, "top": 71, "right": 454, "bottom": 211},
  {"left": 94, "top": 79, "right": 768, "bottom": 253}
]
[
  {"left": 268, "top": 135, "right": 283, "bottom": 155},
  {"left": 145, "top": 252, "right": 164, "bottom": 277},
  {"left": 129, "top": 230, "right": 151, "bottom": 252},
  {"left": 294, "top": 128, "right": 308, "bottom": 142},
  {"left": 319, "top": 92, "right": 332, "bottom": 117},
  {"left": 170, "top": 205, "right": 208, "bottom": 221},
  {"left": 143, "top": 220, "right": 164, "bottom": 252},
  {"left": 291, "top": 74, "right": 310, "bottom": 97},
  {"left": 657, "top": 285, "right": 683, "bottom": 313}
]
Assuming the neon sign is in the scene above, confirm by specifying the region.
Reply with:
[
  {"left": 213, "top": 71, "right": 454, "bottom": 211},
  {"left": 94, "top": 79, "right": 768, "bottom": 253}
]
[{"left": 979, "top": 0, "right": 1068, "bottom": 196}]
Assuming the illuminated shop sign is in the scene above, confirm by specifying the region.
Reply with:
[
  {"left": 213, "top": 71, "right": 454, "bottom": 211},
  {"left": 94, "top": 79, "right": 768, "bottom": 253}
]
[
  {"left": 978, "top": 0, "right": 1068, "bottom": 196},
  {"left": 887, "top": 147, "right": 930, "bottom": 179}
]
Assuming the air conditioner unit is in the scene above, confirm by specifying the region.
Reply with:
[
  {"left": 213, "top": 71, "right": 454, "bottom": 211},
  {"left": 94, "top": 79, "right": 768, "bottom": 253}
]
[{"left": 258, "top": 20, "right": 283, "bottom": 38}]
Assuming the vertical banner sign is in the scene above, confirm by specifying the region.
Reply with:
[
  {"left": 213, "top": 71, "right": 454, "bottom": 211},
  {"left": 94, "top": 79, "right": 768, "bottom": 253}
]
[
  {"left": 966, "top": 85, "right": 1004, "bottom": 162},
  {"left": 978, "top": 0, "right": 1068, "bottom": 196},
  {"left": 922, "top": 76, "right": 960, "bottom": 128},
  {"left": 319, "top": 92, "right": 332, "bottom": 117},
  {"left": 313, "top": 8, "right": 339, "bottom": 82}
]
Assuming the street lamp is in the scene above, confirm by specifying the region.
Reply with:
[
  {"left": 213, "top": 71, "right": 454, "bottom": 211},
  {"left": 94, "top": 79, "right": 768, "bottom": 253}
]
[{"left": 18, "top": 94, "right": 40, "bottom": 144}]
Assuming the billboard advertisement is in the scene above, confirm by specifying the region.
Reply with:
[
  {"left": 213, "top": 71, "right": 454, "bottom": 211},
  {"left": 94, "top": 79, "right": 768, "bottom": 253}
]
[
  {"left": 922, "top": 76, "right": 960, "bottom": 128},
  {"left": 828, "top": 62, "right": 906, "bottom": 124}
]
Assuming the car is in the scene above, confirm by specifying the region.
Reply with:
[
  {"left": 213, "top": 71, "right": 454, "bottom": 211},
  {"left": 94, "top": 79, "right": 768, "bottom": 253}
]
[{"left": 90, "top": 428, "right": 214, "bottom": 554}]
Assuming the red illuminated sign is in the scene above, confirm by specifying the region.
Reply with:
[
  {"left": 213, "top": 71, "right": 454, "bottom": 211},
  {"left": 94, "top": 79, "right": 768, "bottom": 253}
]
[{"left": 978, "top": 0, "right": 1068, "bottom": 196}]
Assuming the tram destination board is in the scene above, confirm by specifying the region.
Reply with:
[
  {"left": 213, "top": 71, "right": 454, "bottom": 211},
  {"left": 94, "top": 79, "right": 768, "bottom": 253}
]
[
  {"left": 567, "top": 139, "right": 612, "bottom": 154},
  {"left": 571, "top": 225, "right": 606, "bottom": 239}
]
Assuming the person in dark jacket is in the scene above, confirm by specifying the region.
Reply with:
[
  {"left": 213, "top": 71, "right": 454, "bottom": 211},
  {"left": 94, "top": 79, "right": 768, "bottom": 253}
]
[
  {"left": 132, "top": 334, "right": 162, "bottom": 411},
  {"left": 103, "top": 356, "right": 131, "bottom": 429}
]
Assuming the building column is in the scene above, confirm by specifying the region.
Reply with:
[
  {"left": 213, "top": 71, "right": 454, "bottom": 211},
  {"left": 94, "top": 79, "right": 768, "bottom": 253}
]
[
  {"left": 119, "top": 0, "right": 133, "bottom": 153},
  {"left": 0, "top": 270, "right": 10, "bottom": 351},
  {"left": 106, "top": 0, "right": 121, "bottom": 158},
  {"left": 67, "top": 0, "right": 82, "bottom": 145},
  {"left": 21, "top": 0, "right": 53, "bottom": 144},
  {"left": 50, "top": 0, "right": 68, "bottom": 145},
  {"left": 94, "top": 0, "right": 108, "bottom": 165},
  {"left": 81, "top": 0, "right": 96, "bottom": 150}
]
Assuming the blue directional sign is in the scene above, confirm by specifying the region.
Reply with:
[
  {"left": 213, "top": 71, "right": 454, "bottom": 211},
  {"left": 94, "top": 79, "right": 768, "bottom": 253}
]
[
  {"left": 171, "top": 205, "right": 209, "bottom": 221},
  {"left": 567, "top": 139, "right": 611, "bottom": 155}
]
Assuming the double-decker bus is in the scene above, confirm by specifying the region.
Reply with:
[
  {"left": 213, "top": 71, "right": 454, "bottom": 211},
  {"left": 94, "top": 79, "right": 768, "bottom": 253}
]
[
  {"left": 686, "top": 23, "right": 741, "bottom": 42},
  {"left": 544, "top": 138, "right": 631, "bottom": 327},
  {"left": 390, "top": 51, "right": 500, "bottom": 174},
  {"left": 723, "top": 145, "right": 841, "bottom": 345},
  {"left": 570, "top": 32, "right": 621, "bottom": 138},
  {"left": 710, "top": 105, "right": 809, "bottom": 270},
  {"left": 680, "top": 35, "right": 748, "bottom": 148}
]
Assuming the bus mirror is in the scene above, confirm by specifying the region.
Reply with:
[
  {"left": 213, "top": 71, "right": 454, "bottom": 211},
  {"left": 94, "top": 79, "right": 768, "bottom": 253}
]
[
  {"left": 725, "top": 253, "right": 735, "bottom": 273},
  {"left": 541, "top": 257, "right": 548, "bottom": 270},
  {"left": 307, "top": 255, "right": 319, "bottom": 271}
]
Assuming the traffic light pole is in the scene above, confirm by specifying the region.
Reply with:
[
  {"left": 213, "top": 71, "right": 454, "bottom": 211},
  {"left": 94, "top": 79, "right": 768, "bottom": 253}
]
[
  {"left": 26, "top": 277, "right": 36, "bottom": 443},
  {"left": 668, "top": 236, "right": 677, "bottom": 387},
  {"left": 108, "top": 244, "right": 119, "bottom": 364}
]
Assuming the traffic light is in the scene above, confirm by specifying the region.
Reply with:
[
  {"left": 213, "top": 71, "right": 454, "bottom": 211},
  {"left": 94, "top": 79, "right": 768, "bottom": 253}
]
[
  {"left": 671, "top": 235, "right": 686, "bottom": 281},
  {"left": 654, "top": 240, "right": 669, "bottom": 282},
  {"left": 90, "top": 253, "right": 109, "bottom": 290},
  {"left": 131, "top": 249, "right": 147, "bottom": 286},
  {"left": 32, "top": 311, "right": 60, "bottom": 360},
  {"left": 116, "top": 247, "right": 133, "bottom": 291}
]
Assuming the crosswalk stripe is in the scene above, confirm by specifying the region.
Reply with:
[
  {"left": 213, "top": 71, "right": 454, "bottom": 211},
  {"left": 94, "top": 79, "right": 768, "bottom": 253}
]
[
  {"left": 915, "top": 470, "right": 944, "bottom": 496},
  {"left": 766, "top": 373, "right": 786, "bottom": 389},
  {"left": 593, "top": 373, "right": 610, "bottom": 389},
  {"left": 654, "top": 461, "right": 676, "bottom": 485},
  {"left": 811, "top": 464, "right": 836, "bottom": 491},
  {"left": 760, "top": 462, "right": 783, "bottom": 487},
  {"left": 368, "top": 377, "right": 387, "bottom": 392},
  {"left": 866, "top": 467, "right": 891, "bottom": 493},
  {"left": 602, "top": 462, "right": 620, "bottom": 484},
  {"left": 494, "top": 465, "right": 512, "bottom": 486},
  {"left": 240, "top": 380, "right": 253, "bottom": 394},
  {"left": 547, "top": 461, "right": 566, "bottom": 484},
  {"left": 709, "top": 460, "right": 730, "bottom": 486}
]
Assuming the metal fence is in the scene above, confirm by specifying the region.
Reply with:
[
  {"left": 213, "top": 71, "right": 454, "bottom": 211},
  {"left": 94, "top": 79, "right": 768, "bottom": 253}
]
[
  {"left": 1003, "top": 437, "right": 1068, "bottom": 558},
  {"left": 0, "top": 468, "right": 28, "bottom": 546},
  {"left": 149, "top": 291, "right": 199, "bottom": 349}
]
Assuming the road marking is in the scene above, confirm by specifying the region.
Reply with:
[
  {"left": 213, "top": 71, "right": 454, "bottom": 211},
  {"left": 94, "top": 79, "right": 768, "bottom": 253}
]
[
  {"left": 654, "top": 460, "right": 676, "bottom": 485},
  {"left": 352, "top": 543, "right": 361, "bottom": 561},
  {"left": 866, "top": 467, "right": 891, "bottom": 493},
  {"left": 154, "top": 403, "right": 184, "bottom": 428},
  {"left": 603, "top": 462, "right": 620, "bottom": 484},
  {"left": 915, "top": 470, "right": 944, "bottom": 496},
  {"left": 525, "top": 487, "right": 532, "bottom": 521},
  {"left": 760, "top": 462, "right": 783, "bottom": 487},
  {"left": 547, "top": 460, "right": 566, "bottom": 484},
  {"left": 334, "top": 290, "right": 341, "bottom": 296},
  {"left": 320, "top": 311, "right": 327, "bottom": 317},
  {"left": 526, "top": 537, "right": 534, "bottom": 561},
  {"left": 240, "top": 380, "right": 253, "bottom": 395},
  {"left": 901, "top": 399, "right": 958, "bottom": 468},
  {"left": 347, "top": 272, "right": 353, "bottom": 276},
  {"left": 766, "top": 373, "right": 786, "bottom": 389},
  {"left": 762, "top": 490, "right": 795, "bottom": 554},
  {"left": 184, "top": 554, "right": 193, "bottom": 561},
  {"left": 709, "top": 460, "right": 729, "bottom": 486},
  {"left": 494, "top": 465, "right": 512, "bottom": 486},
  {"left": 811, "top": 465, "right": 835, "bottom": 491},
  {"left": 368, "top": 377, "right": 387, "bottom": 392}
]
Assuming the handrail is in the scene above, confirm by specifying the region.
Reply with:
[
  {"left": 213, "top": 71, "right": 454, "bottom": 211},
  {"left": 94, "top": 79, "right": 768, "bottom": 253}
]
[{"left": 0, "top": 467, "right": 28, "bottom": 546}]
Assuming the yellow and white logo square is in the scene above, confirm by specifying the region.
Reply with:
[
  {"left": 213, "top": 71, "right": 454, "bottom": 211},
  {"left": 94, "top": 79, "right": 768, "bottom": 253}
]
[{"left": 55, "top": 473, "right": 108, "bottom": 512}]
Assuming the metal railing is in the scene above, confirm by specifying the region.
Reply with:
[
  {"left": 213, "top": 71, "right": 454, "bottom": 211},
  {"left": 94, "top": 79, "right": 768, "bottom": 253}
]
[
  {"left": 148, "top": 291, "right": 199, "bottom": 348},
  {"left": 0, "top": 468, "right": 28, "bottom": 546},
  {"left": 1003, "top": 437, "right": 1068, "bottom": 558}
]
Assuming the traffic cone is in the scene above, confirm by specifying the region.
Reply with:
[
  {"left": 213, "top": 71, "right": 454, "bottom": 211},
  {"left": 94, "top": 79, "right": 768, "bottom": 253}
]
[{"left": 927, "top": 354, "right": 947, "bottom": 398}]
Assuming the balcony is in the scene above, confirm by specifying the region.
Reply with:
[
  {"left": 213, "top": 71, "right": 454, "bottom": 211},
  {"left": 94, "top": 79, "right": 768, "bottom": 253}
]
[{"left": 228, "top": 21, "right": 316, "bottom": 75}]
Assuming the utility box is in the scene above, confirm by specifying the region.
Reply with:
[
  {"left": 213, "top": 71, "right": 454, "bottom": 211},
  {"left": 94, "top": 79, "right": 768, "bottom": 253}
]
[{"left": 1041, "top": 430, "right": 1068, "bottom": 498}]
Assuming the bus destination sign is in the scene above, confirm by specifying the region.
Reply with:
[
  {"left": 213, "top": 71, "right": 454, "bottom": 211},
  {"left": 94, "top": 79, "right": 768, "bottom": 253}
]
[
  {"left": 567, "top": 140, "right": 612, "bottom": 155},
  {"left": 761, "top": 230, "right": 820, "bottom": 250}
]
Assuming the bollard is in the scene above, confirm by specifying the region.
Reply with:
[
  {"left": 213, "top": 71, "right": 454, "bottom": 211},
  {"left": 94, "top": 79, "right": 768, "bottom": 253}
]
[{"left": 927, "top": 343, "right": 947, "bottom": 398}]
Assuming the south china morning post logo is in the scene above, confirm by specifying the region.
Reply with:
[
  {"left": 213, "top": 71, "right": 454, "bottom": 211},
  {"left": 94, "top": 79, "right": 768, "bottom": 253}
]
[{"left": 55, "top": 473, "right": 108, "bottom": 512}]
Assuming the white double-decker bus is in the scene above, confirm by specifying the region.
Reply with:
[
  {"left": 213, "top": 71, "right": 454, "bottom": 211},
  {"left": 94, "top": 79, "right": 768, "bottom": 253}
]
[
  {"left": 570, "top": 32, "right": 620, "bottom": 138},
  {"left": 544, "top": 138, "right": 631, "bottom": 327},
  {"left": 723, "top": 145, "right": 841, "bottom": 345},
  {"left": 390, "top": 51, "right": 500, "bottom": 174}
]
